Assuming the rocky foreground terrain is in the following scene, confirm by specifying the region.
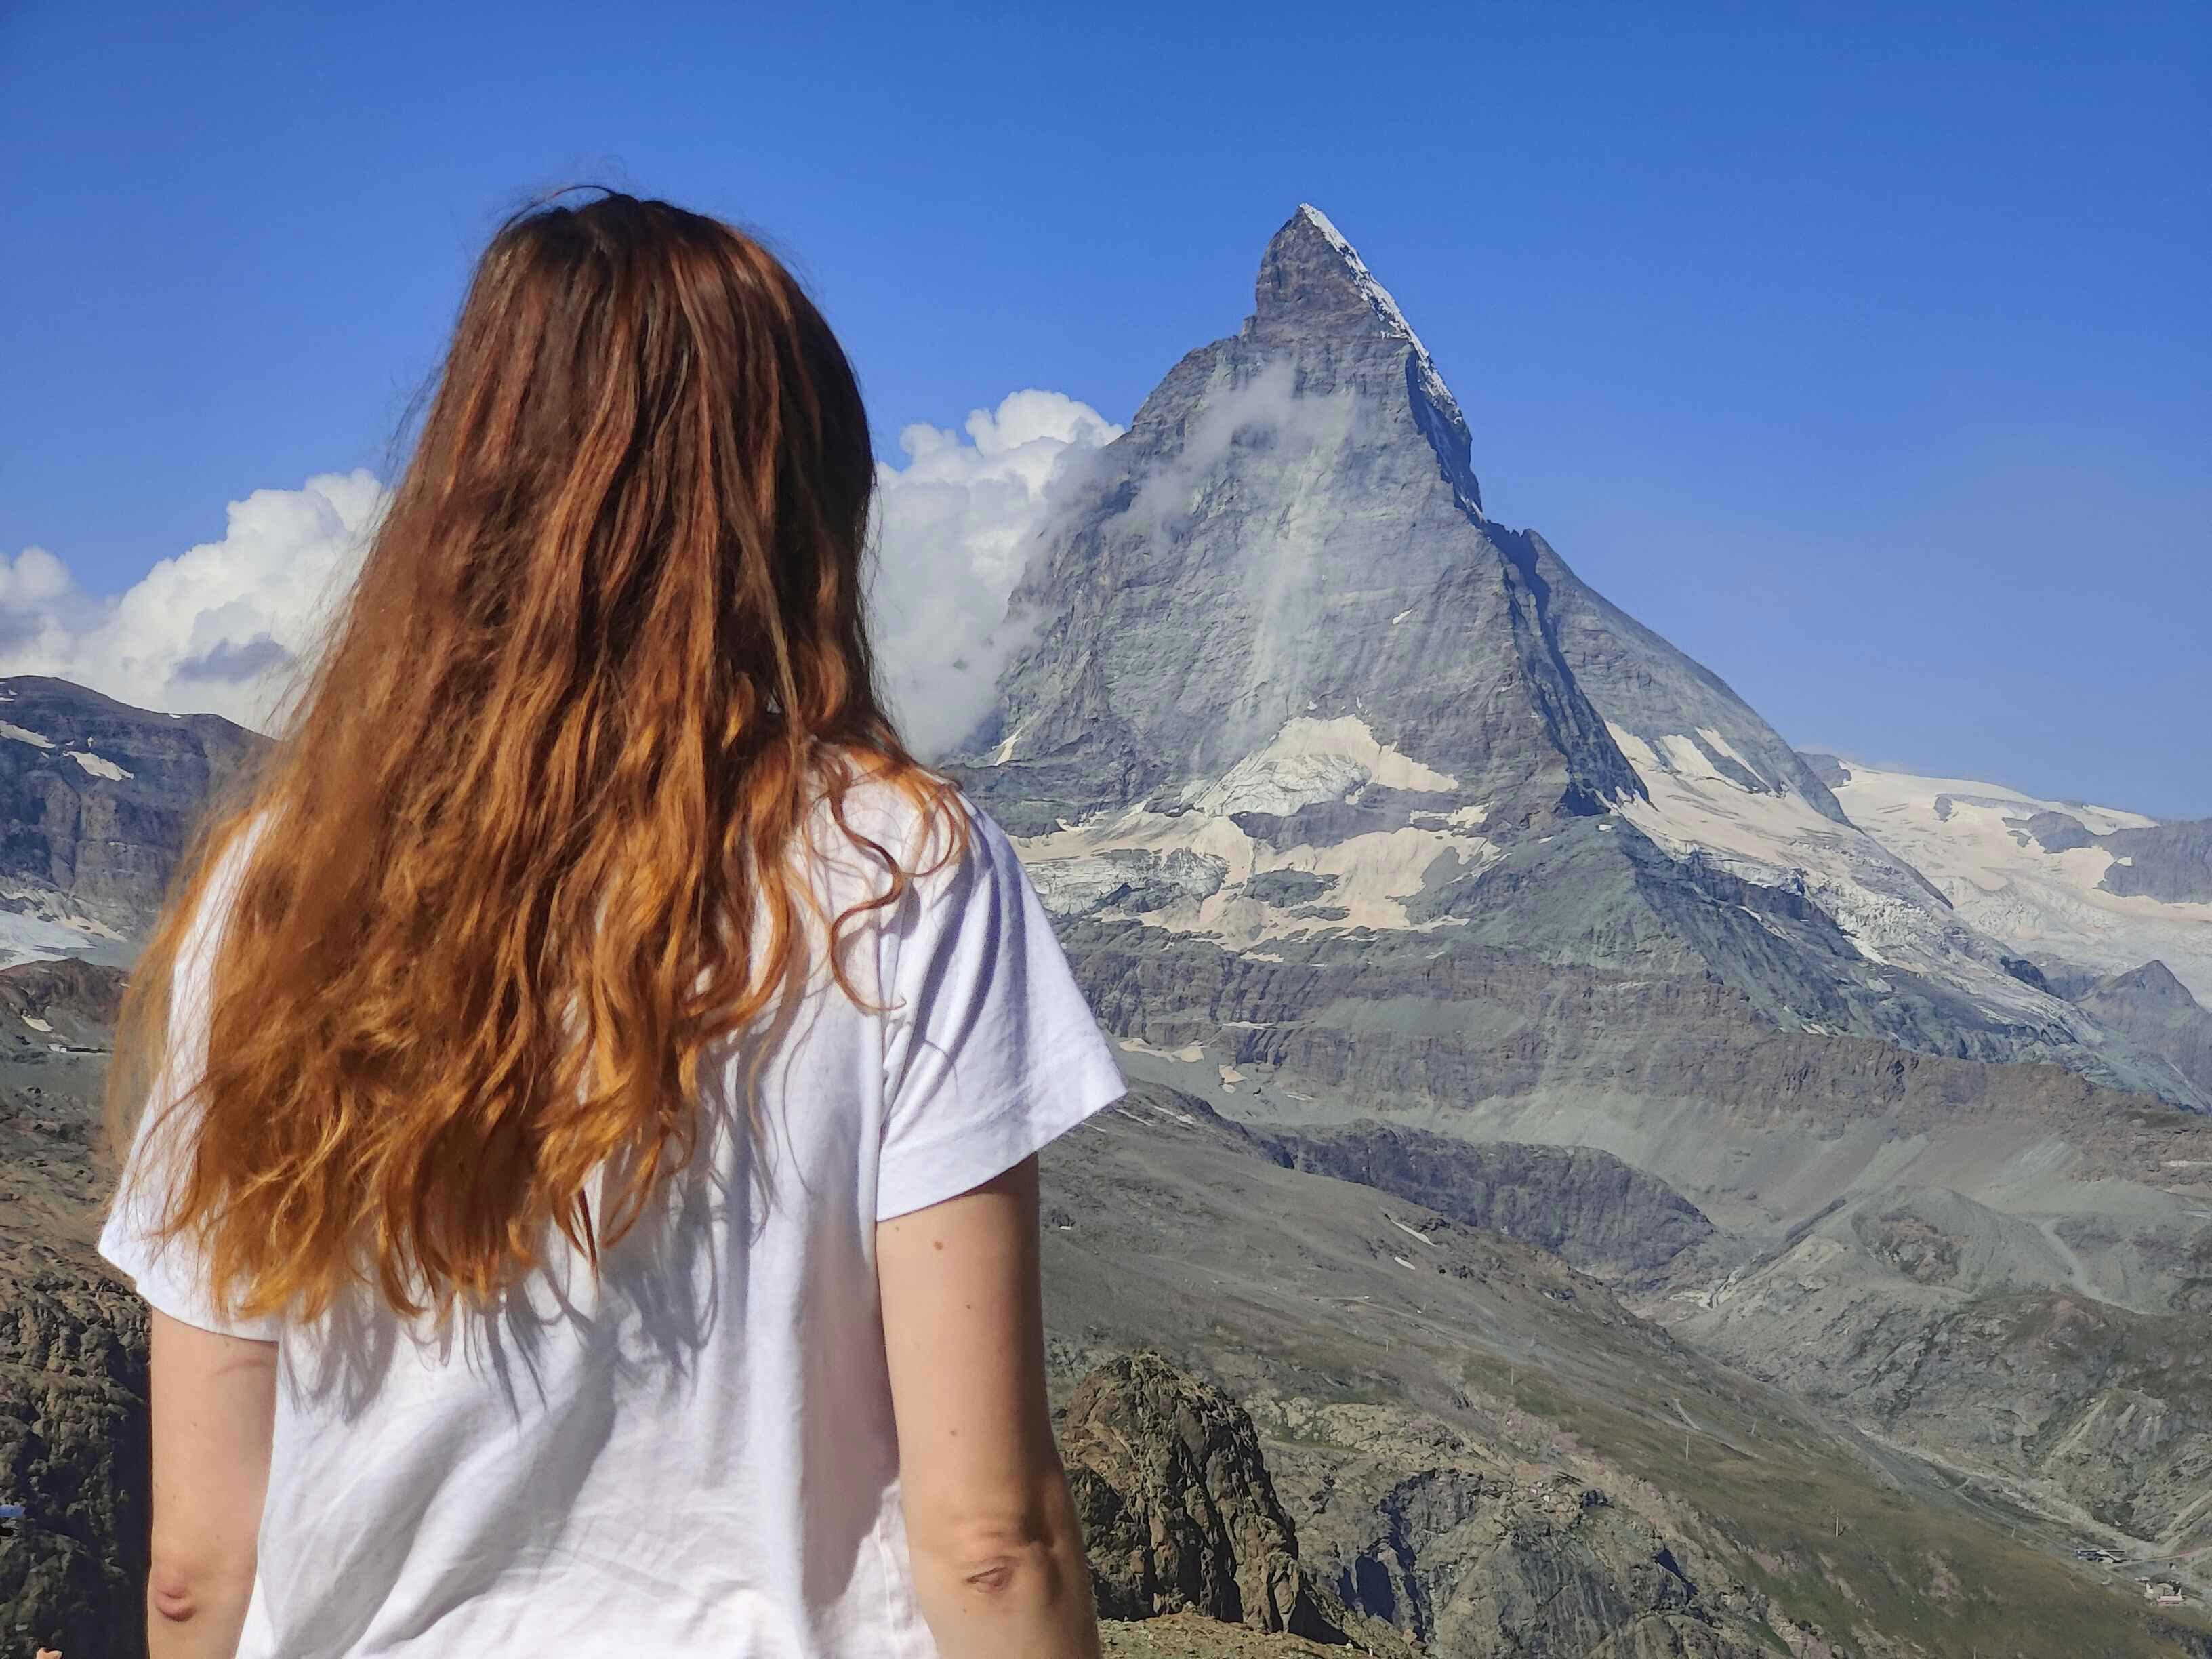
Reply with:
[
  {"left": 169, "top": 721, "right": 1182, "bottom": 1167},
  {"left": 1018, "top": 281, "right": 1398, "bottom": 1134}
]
[
  {"left": 1036, "top": 1082, "right": 2212, "bottom": 1658},
  {"left": 1, "top": 960, "right": 148, "bottom": 1654},
  {"left": 16, "top": 1027, "right": 2207, "bottom": 1657}
]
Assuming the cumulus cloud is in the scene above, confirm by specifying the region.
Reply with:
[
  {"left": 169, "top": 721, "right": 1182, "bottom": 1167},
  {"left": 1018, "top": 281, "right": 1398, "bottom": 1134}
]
[
  {"left": 1, "top": 389, "right": 1119, "bottom": 753},
  {"left": 869, "top": 390, "right": 1122, "bottom": 756},
  {"left": 0, "top": 470, "right": 382, "bottom": 729}
]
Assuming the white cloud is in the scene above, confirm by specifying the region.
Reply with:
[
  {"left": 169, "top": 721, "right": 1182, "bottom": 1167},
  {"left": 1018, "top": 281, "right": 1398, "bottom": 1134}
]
[
  {"left": 0, "top": 470, "right": 382, "bottom": 729},
  {"left": 1118, "top": 359, "right": 1354, "bottom": 540},
  {"left": 1, "top": 388, "right": 1120, "bottom": 754},
  {"left": 869, "top": 389, "right": 1121, "bottom": 756}
]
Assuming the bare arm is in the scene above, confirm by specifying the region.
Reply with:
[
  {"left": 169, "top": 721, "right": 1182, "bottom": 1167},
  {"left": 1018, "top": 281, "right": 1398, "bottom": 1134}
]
[
  {"left": 146, "top": 1310, "right": 276, "bottom": 1659},
  {"left": 878, "top": 1156, "right": 1100, "bottom": 1659}
]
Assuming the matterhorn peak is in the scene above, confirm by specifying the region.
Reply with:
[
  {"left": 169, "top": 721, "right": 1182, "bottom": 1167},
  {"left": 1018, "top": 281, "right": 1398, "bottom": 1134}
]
[
  {"left": 1250, "top": 205, "right": 1475, "bottom": 508},
  {"left": 1261, "top": 203, "right": 1433, "bottom": 352}
]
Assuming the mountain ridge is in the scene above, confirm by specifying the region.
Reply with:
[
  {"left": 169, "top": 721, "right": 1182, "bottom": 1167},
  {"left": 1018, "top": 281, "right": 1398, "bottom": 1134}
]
[{"left": 951, "top": 203, "right": 2196, "bottom": 1107}]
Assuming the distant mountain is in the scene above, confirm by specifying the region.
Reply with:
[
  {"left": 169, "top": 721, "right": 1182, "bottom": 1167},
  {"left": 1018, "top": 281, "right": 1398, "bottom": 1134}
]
[
  {"left": 1812, "top": 753, "right": 2212, "bottom": 1005},
  {"left": 950, "top": 204, "right": 2191, "bottom": 1106},
  {"left": 0, "top": 676, "right": 263, "bottom": 964},
  {"left": 2072, "top": 961, "right": 2212, "bottom": 1103}
]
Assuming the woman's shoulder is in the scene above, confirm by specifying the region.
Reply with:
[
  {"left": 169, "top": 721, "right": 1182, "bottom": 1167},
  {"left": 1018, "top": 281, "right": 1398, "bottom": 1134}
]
[{"left": 801, "top": 758, "right": 999, "bottom": 905}]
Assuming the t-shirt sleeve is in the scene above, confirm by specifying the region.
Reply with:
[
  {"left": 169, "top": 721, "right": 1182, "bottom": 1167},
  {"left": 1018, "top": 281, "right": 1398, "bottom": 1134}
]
[
  {"left": 96, "top": 830, "right": 282, "bottom": 1341},
  {"left": 875, "top": 798, "right": 1127, "bottom": 1222}
]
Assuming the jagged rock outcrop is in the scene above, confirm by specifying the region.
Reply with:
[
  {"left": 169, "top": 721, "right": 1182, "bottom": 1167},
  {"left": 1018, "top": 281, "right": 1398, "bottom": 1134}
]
[
  {"left": 1290, "top": 1465, "right": 1782, "bottom": 1659},
  {"left": 1, "top": 959, "right": 148, "bottom": 1659},
  {"left": 1061, "top": 1353, "right": 1347, "bottom": 1643},
  {"left": 2094, "top": 821, "right": 2212, "bottom": 905},
  {"left": 0, "top": 1272, "right": 151, "bottom": 1656}
]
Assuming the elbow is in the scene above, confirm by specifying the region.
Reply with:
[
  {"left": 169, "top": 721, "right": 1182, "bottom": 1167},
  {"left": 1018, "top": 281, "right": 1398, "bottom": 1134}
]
[
  {"left": 909, "top": 1500, "right": 1082, "bottom": 1603},
  {"left": 148, "top": 1544, "right": 254, "bottom": 1627}
]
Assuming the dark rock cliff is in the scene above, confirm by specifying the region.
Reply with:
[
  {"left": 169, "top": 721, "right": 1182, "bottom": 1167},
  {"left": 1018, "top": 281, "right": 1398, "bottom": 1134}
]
[
  {"left": 1061, "top": 1352, "right": 1350, "bottom": 1643},
  {"left": 1266, "top": 1125, "right": 1715, "bottom": 1289},
  {"left": 1, "top": 958, "right": 147, "bottom": 1658},
  {"left": 0, "top": 676, "right": 261, "bottom": 945}
]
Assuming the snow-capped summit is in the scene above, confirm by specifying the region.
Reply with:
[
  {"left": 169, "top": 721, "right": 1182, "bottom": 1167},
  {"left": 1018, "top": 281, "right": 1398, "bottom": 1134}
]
[{"left": 946, "top": 205, "right": 2200, "bottom": 1106}]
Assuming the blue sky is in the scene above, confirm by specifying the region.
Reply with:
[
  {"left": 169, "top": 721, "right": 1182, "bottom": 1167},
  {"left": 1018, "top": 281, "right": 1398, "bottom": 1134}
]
[{"left": 4, "top": 0, "right": 2206, "bottom": 813}]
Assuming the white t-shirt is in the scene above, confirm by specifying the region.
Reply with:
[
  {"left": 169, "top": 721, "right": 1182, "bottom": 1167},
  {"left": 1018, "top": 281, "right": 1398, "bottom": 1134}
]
[{"left": 98, "top": 781, "right": 1127, "bottom": 1657}]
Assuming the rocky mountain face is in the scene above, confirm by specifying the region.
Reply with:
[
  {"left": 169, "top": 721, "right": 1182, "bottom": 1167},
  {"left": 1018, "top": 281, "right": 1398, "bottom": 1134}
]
[
  {"left": 1061, "top": 1352, "right": 1404, "bottom": 1651},
  {"left": 949, "top": 205, "right": 2184, "bottom": 1106},
  {"left": 961, "top": 203, "right": 1638, "bottom": 835},
  {"left": 2098, "top": 821, "right": 2212, "bottom": 906},
  {"left": 1677, "top": 1226, "right": 2212, "bottom": 1561},
  {"left": 2072, "top": 962, "right": 2212, "bottom": 1105},
  {"left": 0, "top": 676, "right": 262, "bottom": 966}
]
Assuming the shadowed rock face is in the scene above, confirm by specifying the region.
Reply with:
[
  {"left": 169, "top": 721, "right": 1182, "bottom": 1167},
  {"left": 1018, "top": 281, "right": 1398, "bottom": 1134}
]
[
  {"left": 1265, "top": 1124, "right": 1715, "bottom": 1290},
  {"left": 2074, "top": 961, "right": 2212, "bottom": 1102},
  {"left": 1061, "top": 1352, "right": 1345, "bottom": 1643},
  {"left": 2098, "top": 821, "right": 2212, "bottom": 905}
]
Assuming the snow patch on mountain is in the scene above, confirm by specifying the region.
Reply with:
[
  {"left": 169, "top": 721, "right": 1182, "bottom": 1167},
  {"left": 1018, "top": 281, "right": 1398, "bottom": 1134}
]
[
  {"left": 1187, "top": 715, "right": 1459, "bottom": 818},
  {"left": 0, "top": 907, "right": 110, "bottom": 970},
  {"left": 1021, "top": 804, "right": 1498, "bottom": 941},
  {"left": 66, "top": 749, "right": 131, "bottom": 781},
  {"left": 1610, "top": 724, "right": 2093, "bottom": 1029},
  {"left": 1830, "top": 760, "right": 2212, "bottom": 1002},
  {"left": 1015, "top": 717, "right": 1498, "bottom": 942}
]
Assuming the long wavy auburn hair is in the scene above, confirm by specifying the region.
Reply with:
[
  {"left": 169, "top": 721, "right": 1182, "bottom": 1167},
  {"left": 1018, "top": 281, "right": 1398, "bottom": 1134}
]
[{"left": 107, "top": 192, "right": 966, "bottom": 1324}]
